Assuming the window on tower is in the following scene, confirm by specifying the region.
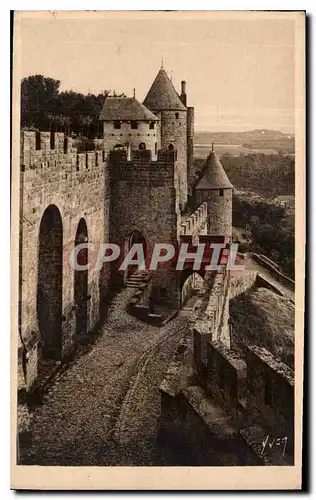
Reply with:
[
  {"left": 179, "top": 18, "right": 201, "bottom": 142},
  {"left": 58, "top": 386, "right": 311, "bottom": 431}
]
[
  {"left": 50, "top": 131, "right": 55, "bottom": 150},
  {"left": 175, "top": 112, "right": 179, "bottom": 119},
  {"left": 113, "top": 120, "right": 121, "bottom": 129},
  {"left": 149, "top": 121, "right": 155, "bottom": 129},
  {"left": 35, "top": 131, "right": 41, "bottom": 150},
  {"left": 219, "top": 189, "right": 224, "bottom": 197},
  {"left": 130, "top": 121, "right": 138, "bottom": 129}
]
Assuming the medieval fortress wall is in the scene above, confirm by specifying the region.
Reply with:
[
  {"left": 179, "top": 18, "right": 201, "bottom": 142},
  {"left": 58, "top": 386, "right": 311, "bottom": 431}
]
[
  {"left": 20, "top": 130, "right": 110, "bottom": 387},
  {"left": 19, "top": 128, "right": 182, "bottom": 389},
  {"left": 108, "top": 148, "right": 180, "bottom": 306},
  {"left": 17, "top": 68, "right": 235, "bottom": 392}
]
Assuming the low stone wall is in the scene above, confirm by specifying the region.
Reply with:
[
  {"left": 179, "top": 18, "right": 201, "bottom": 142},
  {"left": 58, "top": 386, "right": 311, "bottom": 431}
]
[
  {"left": 252, "top": 253, "right": 295, "bottom": 291},
  {"left": 206, "top": 340, "right": 247, "bottom": 419},
  {"left": 193, "top": 267, "right": 230, "bottom": 376},
  {"left": 255, "top": 274, "right": 284, "bottom": 297},
  {"left": 160, "top": 318, "right": 295, "bottom": 465},
  {"left": 159, "top": 384, "right": 262, "bottom": 465},
  {"left": 247, "top": 345, "right": 294, "bottom": 455}
]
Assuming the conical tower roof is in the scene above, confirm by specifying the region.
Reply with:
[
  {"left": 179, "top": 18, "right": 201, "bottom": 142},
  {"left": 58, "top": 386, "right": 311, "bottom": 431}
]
[
  {"left": 143, "top": 68, "right": 186, "bottom": 111},
  {"left": 196, "top": 150, "right": 233, "bottom": 190}
]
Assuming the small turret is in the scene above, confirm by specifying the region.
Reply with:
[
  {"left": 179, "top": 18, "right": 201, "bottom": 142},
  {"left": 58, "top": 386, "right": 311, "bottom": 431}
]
[{"left": 195, "top": 146, "right": 233, "bottom": 239}]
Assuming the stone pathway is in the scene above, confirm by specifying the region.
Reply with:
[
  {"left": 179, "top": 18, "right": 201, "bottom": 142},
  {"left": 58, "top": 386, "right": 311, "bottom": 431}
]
[{"left": 18, "top": 289, "right": 189, "bottom": 466}]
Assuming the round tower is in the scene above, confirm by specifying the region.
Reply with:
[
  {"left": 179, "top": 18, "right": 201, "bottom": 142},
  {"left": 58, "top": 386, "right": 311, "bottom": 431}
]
[
  {"left": 143, "top": 67, "right": 188, "bottom": 209},
  {"left": 99, "top": 96, "right": 159, "bottom": 159},
  {"left": 194, "top": 145, "right": 233, "bottom": 240}
]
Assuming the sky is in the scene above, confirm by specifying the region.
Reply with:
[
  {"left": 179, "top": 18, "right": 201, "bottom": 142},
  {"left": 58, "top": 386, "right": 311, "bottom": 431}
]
[{"left": 19, "top": 12, "right": 296, "bottom": 132}]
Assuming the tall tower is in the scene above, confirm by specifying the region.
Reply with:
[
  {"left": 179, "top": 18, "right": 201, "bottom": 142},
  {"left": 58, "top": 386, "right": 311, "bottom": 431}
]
[
  {"left": 194, "top": 145, "right": 233, "bottom": 240},
  {"left": 99, "top": 96, "right": 159, "bottom": 159},
  {"left": 143, "top": 68, "right": 188, "bottom": 209}
]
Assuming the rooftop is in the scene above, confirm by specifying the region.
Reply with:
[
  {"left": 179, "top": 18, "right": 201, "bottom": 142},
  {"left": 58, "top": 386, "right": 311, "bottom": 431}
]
[
  {"left": 143, "top": 68, "right": 187, "bottom": 112},
  {"left": 99, "top": 96, "right": 158, "bottom": 122},
  {"left": 195, "top": 149, "right": 233, "bottom": 190}
]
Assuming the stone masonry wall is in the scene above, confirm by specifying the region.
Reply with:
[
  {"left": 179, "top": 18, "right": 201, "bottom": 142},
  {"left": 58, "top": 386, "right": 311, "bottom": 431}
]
[
  {"left": 103, "top": 120, "right": 159, "bottom": 160},
  {"left": 160, "top": 110, "right": 187, "bottom": 208},
  {"left": 246, "top": 345, "right": 294, "bottom": 455},
  {"left": 108, "top": 149, "right": 180, "bottom": 308},
  {"left": 195, "top": 188, "right": 232, "bottom": 238},
  {"left": 20, "top": 131, "right": 110, "bottom": 389},
  {"left": 193, "top": 266, "right": 231, "bottom": 376}
]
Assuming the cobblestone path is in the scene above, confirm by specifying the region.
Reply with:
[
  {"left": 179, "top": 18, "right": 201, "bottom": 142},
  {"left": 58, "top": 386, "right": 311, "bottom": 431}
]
[{"left": 19, "top": 289, "right": 189, "bottom": 466}]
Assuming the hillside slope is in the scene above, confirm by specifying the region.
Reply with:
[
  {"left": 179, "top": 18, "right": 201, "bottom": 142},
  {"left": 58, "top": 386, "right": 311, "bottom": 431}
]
[{"left": 230, "top": 287, "right": 294, "bottom": 369}]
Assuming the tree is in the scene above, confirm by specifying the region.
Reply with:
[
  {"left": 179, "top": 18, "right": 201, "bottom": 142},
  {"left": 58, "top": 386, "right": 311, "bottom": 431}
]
[
  {"left": 21, "top": 75, "right": 126, "bottom": 138},
  {"left": 21, "top": 75, "right": 61, "bottom": 129}
]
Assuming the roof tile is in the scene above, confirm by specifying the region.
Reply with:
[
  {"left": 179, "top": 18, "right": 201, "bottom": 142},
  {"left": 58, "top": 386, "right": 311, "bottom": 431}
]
[
  {"left": 99, "top": 97, "right": 158, "bottom": 121},
  {"left": 196, "top": 151, "right": 233, "bottom": 189},
  {"left": 143, "top": 69, "right": 187, "bottom": 111}
]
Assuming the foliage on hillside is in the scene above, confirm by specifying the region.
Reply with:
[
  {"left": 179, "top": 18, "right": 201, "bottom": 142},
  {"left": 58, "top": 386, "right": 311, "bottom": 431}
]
[
  {"left": 221, "top": 153, "right": 295, "bottom": 197},
  {"left": 230, "top": 287, "right": 294, "bottom": 369},
  {"left": 21, "top": 75, "right": 125, "bottom": 138},
  {"left": 232, "top": 193, "right": 294, "bottom": 278}
]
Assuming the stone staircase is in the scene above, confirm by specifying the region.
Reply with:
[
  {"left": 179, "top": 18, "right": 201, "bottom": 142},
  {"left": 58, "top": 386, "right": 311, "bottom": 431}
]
[
  {"left": 125, "top": 270, "right": 149, "bottom": 289},
  {"left": 125, "top": 271, "right": 165, "bottom": 326}
]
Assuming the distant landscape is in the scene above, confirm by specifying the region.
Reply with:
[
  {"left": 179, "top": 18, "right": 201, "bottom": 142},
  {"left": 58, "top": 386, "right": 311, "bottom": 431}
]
[
  {"left": 193, "top": 129, "right": 295, "bottom": 279},
  {"left": 194, "top": 129, "right": 295, "bottom": 158}
]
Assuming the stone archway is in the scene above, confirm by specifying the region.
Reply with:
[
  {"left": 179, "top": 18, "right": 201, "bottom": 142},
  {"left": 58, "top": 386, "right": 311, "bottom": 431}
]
[
  {"left": 180, "top": 269, "right": 204, "bottom": 309},
  {"left": 37, "top": 205, "right": 63, "bottom": 360},
  {"left": 124, "top": 230, "right": 147, "bottom": 283},
  {"left": 129, "top": 230, "right": 147, "bottom": 255},
  {"left": 74, "top": 218, "right": 88, "bottom": 337}
]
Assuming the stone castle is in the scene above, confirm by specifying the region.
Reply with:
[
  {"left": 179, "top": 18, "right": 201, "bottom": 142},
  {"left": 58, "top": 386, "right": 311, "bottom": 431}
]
[
  {"left": 19, "top": 66, "right": 233, "bottom": 387},
  {"left": 18, "top": 66, "right": 294, "bottom": 464}
]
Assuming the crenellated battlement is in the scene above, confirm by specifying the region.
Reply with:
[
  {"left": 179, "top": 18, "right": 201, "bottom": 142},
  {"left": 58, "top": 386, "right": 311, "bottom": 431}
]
[
  {"left": 20, "top": 131, "right": 107, "bottom": 181},
  {"left": 108, "top": 148, "right": 176, "bottom": 186},
  {"left": 180, "top": 202, "right": 208, "bottom": 237}
]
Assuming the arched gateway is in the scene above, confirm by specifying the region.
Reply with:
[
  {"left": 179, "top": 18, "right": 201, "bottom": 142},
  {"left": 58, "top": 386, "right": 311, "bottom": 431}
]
[
  {"left": 180, "top": 269, "right": 204, "bottom": 308},
  {"left": 124, "top": 230, "right": 147, "bottom": 283},
  {"left": 37, "top": 205, "right": 63, "bottom": 360},
  {"left": 74, "top": 218, "right": 88, "bottom": 337}
]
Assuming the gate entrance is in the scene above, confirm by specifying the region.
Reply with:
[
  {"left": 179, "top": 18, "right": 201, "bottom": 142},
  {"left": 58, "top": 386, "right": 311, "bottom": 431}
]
[
  {"left": 37, "top": 205, "right": 63, "bottom": 360},
  {"left": 74, "top": 218, "right": 88, "bottom": 336}
]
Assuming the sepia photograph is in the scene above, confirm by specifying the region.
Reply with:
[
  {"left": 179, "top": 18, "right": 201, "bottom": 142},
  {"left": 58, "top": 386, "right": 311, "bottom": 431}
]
[{"left": 11, "top": 10, "right": 305, "bottom": 490}]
